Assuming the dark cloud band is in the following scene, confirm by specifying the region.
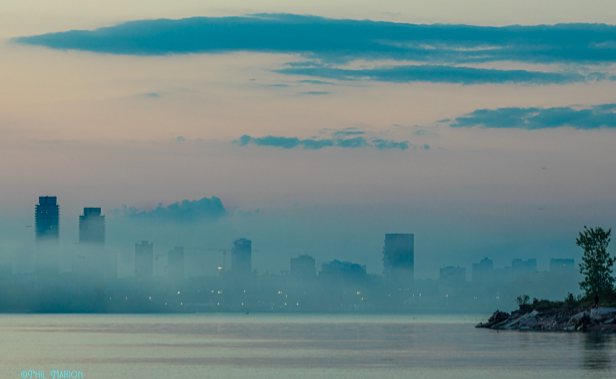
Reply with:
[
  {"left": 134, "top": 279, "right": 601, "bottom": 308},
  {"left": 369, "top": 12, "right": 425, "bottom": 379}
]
[
  {"left": 234, "top": 135, "right": 412, "bottom": 150},
  {"left": 451, "top": 104, "right": 616, "bottom": 130}
]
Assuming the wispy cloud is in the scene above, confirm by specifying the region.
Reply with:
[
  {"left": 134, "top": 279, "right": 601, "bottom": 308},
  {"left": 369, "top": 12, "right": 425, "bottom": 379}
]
[
  {"left": 234, "top": 134, "right": 411, "bottom": 150},
  {"left": 297, "top": 91, "right": 331, "bottom": 95},
  {"left": 277, "top": 65, "right": 608, "bottom": 85},
  {"left": 451, "top": 104, "right": 616, "bottom": 130}
]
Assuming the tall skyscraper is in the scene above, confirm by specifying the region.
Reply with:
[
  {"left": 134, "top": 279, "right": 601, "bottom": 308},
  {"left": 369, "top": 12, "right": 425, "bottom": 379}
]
[
  {"left": 35, "top": 196, "right": 59, "bottom": 245},
  {"left": 168, "top": 246, "right": 185, "bottom": 282},
  {"left": 382, "top": 233, "right": 414, "bottom": 287},
  {"left": 135, "top": 241, "right": 154, "bottom": 279},
  {"left": 231, "top": 238, "right": 252, "bottom": 276},
  {"left": 79, "top": 208, "right": 105, "bottom": 246}
]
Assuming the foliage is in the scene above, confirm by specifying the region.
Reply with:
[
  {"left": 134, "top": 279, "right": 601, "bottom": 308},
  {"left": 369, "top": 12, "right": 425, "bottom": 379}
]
[
  {"left": 577, "top": 226, "right": 616, "bottom": 297},
  {"left": 515, "top": 294, "right": 530, "bottom": 308}
]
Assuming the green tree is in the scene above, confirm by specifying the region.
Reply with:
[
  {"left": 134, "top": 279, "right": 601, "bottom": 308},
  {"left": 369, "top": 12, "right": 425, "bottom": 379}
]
[{"left": 577, "top": 226, "right": 616, "bottom": 299}]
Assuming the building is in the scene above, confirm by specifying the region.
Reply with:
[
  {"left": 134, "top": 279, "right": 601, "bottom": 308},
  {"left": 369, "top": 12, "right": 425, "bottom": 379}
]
[
  {"left": 135, "top": 241, "right": 154, "bottom": 279},
  {"left": 79, "top": 208, "right": 105, "bottom": 246},
  {"left": 321, "top": 259, "right": 368, "bottom": 282},
  {"left": 550, "top": 258, "right": 575, "bottom": 273},
  {"left": 168, "top": 246, "right": 185, "bottom": 282},
  {"left": 439, "top": 266, "right": 466, "bottom": 287},
  {"left": 512, "top": 258, "right": 537, "bottom": 273},
  {"left": 439, "top": 266, "right": 466, "bottom": 297},
  {"left": 382, "top": 233, "right": 414, "bottom": 287},
  {"left": 231, "top": 238, "right": 252, "bottom": 276},
  {"left": 290, "top": 255, "right": 316, "bottom": 280},
  {"left": 472, "top": 257, "right": 494, "bottom": 282},
  {"left": 35, "top": 196, "right": 59, "bottom": 245}
]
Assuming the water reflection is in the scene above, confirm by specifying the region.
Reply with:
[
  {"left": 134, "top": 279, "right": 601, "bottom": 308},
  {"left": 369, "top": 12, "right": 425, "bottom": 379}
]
[{"left": 582, "top": 333, "right": 613, "bottom": 371}]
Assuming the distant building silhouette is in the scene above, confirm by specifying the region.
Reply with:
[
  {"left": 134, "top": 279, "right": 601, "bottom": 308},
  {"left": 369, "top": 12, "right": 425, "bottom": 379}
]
[
  {"left": 382, "top": 234, "right": 414, "bottom": 287},
  {"left": 135, "top": 241, "right": 154, "bottom": 279},
  {"left": 439, "top": 266, "right": 466, "bottom": 297},
  {"left": 321, "top": 259, "right": 367, "bottom": 282},
  {"left": 439, "top": 266, "right": 466, "bottom": 287},
  {"left": 232, "top": 238, "right": 252, "bottom": 276},
  {"left": 472, "top": 257, "right": 494, "bottom": 282},
  {"left": 35, "top": 196, "right": 59, "bottom": 245},
  {"left": 79, "top": 208, "right": 105, "bottom": 246},
  {"left": 512, "top": 258, "right": 537, "bottom": 273},
  {"left": 168, "top": 246, "right": 184, "bottom": 282},
  {"left": 290, "top": 255, "right": 316, "bottom": 281},
  {"left": 550, "top": 258, "right": 575, "bottom": 273}
]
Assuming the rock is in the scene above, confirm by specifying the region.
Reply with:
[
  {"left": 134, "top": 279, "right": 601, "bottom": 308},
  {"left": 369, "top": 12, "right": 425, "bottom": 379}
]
[
  {"left": 569, "top": 311, "right": 589, "bottom": 325},
  {"left": 590, "top": 307, "right": 616, "bottom": 322}
]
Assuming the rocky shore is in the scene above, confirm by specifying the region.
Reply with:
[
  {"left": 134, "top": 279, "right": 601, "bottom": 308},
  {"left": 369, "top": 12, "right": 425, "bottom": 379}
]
[{"left": 476, "top": 307, "right": 616, "bottom": 332}]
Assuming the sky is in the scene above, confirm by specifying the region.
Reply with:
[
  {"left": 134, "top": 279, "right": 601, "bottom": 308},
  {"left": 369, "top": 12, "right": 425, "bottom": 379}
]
[{"left": 1, "top": 0, "right": 616, "bottom": 278}]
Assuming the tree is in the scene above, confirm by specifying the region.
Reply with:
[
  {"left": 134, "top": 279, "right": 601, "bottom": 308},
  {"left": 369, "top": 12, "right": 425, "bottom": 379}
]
[
  {"left": 515, "top": 294, "right": 530, "bottom": 309},
  {"left": 577, "top": 226, "right": 616, "bottom": 300}
]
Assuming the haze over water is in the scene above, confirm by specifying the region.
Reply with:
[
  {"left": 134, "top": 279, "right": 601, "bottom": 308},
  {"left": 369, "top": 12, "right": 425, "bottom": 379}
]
[{"left": 2, "top": 314, "right": 615, "bottom": 379}]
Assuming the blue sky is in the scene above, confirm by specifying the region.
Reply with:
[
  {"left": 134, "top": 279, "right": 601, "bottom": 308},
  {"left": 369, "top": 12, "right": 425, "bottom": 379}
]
[{"left": 1, "top": 1, "right": 616, "bottom": 278}]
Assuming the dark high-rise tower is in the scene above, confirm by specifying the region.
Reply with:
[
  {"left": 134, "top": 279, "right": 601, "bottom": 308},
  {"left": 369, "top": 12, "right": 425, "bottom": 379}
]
[
  {"left": 135, "top": 241, "right": 154, "bottom": 279},
  {"left": 231, "top": 238, "right": 252, "bottom": 276},
  {"left": 382, "top": 233, "right": 414, "bottom": 287},
  {"left": 168, "top": 246, "right": 185, "bottom": 282},
  {"left": 35, "top": 196, "right": 60, "bottom": 245},
  {"left": 79, "top": 208, "right": 105, "bottom": 246}
]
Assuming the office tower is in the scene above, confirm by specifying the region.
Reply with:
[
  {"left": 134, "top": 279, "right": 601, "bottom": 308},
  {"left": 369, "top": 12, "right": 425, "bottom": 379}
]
[
  {"left": 168, "top": 246, "right": 185, "bottom": 282},
  {"left": 550, "top": 258, "right": 575, "bottom": 273},
  {"left": 35, "top": 196, "right": 59, "bottom": 245},
  {"left": 290, "top": 255, "right": 316, "bottom": 280},
  {"left": 472, "top": 257, "right": 494, "bottom": 282},
  {"left": 231, "top": 238, "right": 252, "bottom": 276},
  {"left": 135, "top": 241, "right": 154, "bottom": 279},
  {"left": 79, "top": 208, "right": 105, "bottom": 246},
  {"left": 382, "top": 233, "right": 414, "bottom": 287}
]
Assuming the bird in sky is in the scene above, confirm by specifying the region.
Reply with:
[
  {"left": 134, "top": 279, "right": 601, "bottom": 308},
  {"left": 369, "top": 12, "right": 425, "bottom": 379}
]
[
  {"left": 538, "top": 207, "right": 545, "bottom": 211},
  {"left": 541, "top": 167, "right": 547, "bottom": 170},
  {"left": 249, "top": 78, "right": 256, "bottom": 81}
]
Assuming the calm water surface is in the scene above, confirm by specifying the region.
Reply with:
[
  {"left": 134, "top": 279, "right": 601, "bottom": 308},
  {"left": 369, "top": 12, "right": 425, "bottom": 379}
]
[{"left": 1, "top": 314, "right": 615, "bottom": 379}]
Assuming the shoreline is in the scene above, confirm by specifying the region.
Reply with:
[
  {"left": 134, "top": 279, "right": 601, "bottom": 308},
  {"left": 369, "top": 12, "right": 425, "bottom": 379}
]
[{"left": 476, "top": 307, "right": 616, "bottom": 333}]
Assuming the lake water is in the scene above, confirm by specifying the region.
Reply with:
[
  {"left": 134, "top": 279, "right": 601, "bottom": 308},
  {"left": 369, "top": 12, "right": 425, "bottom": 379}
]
[{"left": 1, "top": 314, "right": 615, "bottom": 379}]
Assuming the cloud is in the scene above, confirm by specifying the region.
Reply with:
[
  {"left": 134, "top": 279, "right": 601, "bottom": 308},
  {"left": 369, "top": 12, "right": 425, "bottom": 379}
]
[
  {"left": 277, "top": 65, "right": 604, "bottom": 85},
  {"left": 297, "top": 80, "right": 337, "bottom": 85},
  {"left": 110, "top": 197, "right": 227, "bottom": 223},
  {"left": 371, "top": 138, "right": 410, "bottom": 150},
  {"left": 332, "top": 130, "right": 365, "bottom": 137},
  {"left": 16, "top": 14, "right": 616, "bottom": 85},
  {"left": 451, "top": 103, "right": 616, "bottom": 130},
  {"left": 234, "top": 135, "right": 410, "bottom": 150},
  {"left": 297, "top": 91, "right": 330, "bottom": 95},
  {"left": 13, "top": 14, "right": 616, "bottom": 65}
]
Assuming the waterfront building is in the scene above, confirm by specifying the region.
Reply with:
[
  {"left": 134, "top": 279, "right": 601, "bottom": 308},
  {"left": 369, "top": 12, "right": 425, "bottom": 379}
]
[
  {"left": 549, "top": 258, "right": 576, "bottom": 273},
  {"left": 231, "top": 238, "right": 252, "bottom": 276},
  {"left": 35, "top": 196, "right": 59, "bottom": 245},
  {"left": 382, "top": 233, "right": 414, "bottom": 287},
  {"left": 135, "top": 241, "right": 154, "bottom": 279},
  {"left": 79, "top": 208, "right": 105, "bottom": 246}
]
